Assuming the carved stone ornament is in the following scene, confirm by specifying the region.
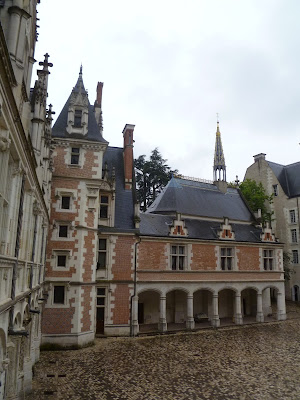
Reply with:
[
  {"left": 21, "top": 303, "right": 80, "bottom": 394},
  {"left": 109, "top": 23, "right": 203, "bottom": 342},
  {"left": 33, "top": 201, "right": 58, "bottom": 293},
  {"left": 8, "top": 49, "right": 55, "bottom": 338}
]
[{"left": 0, "top": 135, "right": 11, "bottom": 152}]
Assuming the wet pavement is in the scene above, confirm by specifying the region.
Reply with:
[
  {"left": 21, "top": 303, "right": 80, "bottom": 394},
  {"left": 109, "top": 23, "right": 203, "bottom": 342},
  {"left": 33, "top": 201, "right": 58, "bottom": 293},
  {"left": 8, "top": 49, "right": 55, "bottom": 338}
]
[{"left": 28, "top": 303, "right": 300, "bottom": 400}]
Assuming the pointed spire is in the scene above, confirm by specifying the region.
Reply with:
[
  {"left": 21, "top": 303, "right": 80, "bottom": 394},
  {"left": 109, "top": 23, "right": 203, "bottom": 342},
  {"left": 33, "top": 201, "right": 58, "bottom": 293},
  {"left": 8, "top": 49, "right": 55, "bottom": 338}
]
[
  {"left": 213, "top": 120, "right": 226, "bottom": 182},
  {"left": 73, "top": 64, "right": 87, "bottom": 94}
]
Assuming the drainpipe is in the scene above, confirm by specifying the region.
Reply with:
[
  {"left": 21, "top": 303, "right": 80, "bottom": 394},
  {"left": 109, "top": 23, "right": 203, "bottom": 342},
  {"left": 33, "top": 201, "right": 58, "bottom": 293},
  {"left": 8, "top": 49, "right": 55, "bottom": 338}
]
[
  {"left": 9, "top": 174, "right": 25, "bottom": 330},
  {"left": 38, "top": 224, "right": 45, "bottom": 284},
  {"left": 130, "top": 236, "right": 141, "bottom": 337},
  {"left": 30, "top": 213, "right": 38, "bottom": 290}
]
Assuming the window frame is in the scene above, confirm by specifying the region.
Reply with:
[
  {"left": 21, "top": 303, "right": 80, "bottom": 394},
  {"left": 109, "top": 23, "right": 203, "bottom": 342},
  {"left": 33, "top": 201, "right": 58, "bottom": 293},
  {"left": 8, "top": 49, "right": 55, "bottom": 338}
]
[
  {"left": 74, "top": 109, "right": 82, "bottom": 127},
  {"left": 220, "top": 247, "right": 234, "bottom": 271},
  {"left": 290, "top": 210, "right": 296, "bottom": 224},
  {"left": 273, "top": 184, "right": 278, "bottom": 196},
  {"left": 53, "top": 286, "right": 65, "bottom": 305},
  {"left": 170, "top": 244, "right": 186, "bottom": 271},
  {"left": 292, "top": 250, "right": 299, "bottom": 264},
  {"left": 99, "top": 195, "right": 109, "bottom": 219},
  {"left": 70, "top": 147, "right": 80, "bottom": 165},
  {"left": 58, "top": 224, "right": 69, "bottom": 238},
  {"left": 263, "top": 249, "right": 274, "bottom": 270},
  {"left": 97, "top": 238, "right": 107, "bottom": 270},
  {"left": 61, "top": 195, "right": 71, "bottom": 210},
  {"left": 291, "top": 229, "right": 298, "bottom": 243}
]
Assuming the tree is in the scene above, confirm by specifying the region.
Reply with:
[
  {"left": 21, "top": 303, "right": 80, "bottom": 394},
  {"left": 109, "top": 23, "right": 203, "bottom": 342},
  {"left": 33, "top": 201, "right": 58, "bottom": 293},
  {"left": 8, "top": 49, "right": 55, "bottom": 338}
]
[
  {"left": 239, "top": 179, "right": 274, "bottom": 223},
  {"left": 283, "top": 251, "right": 295, "bottom": 281},
  {"left": 134, "top": 148, "right": 178, "bottom": 211}
]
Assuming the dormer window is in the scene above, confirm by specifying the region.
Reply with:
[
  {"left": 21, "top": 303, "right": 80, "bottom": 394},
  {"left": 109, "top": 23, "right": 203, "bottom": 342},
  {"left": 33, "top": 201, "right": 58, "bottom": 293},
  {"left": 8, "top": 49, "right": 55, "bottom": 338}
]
[{"left": 74, "top": 109, "right": 82, "bottom": 127}]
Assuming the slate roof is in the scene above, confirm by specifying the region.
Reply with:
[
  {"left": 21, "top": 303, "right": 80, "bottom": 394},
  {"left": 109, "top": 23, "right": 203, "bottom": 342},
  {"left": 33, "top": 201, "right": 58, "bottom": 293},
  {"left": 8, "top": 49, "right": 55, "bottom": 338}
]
[
  {"left": 100, "top": 146, "right": 135, "bottom": 232},
  {"left": 147, "top": 177, "right": 254, "bottom": 222},
  {"left": 268, "top": 161, "right": 300, "bottom": 198},
  {"left": 52, "top": 73, "right": 107, "bottom": 144},
  {"left": 140, "top": 213, "right": 263, "bottom": 243}
]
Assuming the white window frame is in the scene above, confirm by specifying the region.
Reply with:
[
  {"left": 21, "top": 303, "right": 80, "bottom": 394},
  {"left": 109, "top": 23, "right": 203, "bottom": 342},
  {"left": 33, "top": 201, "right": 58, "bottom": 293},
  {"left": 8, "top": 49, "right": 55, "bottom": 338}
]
[
  {"left": 291, "top": 229, "right": 298, "bottom": 243},
  {"left": 97, "top": 238, "right": 107, "bottom": 270},
  {"left": 263, "top": 249, "right": 274, "bottom": 270},
  {"left": 52, "top": 285, "right": 66, "bottom": 306},
  {"left": 52, "top": 250, "right": 71, "bottom": 270},
  {"left": 292, "top": 250, "right": 299, "bottom": 264},
  {"left": 70, "top": 147, "right": 80, "bottom": 166},
  {"left": 290, "top": 210, "right": 296, "bottom": 224},
  {"left": 220, "top": 247, "right": 234, "bottom": 271},
  {"left": 170, "top": 244, "right": 187, "bottom": 271}
]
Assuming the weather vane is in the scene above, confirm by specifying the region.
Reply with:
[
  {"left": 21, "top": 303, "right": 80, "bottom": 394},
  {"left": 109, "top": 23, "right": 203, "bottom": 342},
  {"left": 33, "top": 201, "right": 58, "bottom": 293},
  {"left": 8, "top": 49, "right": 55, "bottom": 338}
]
[{"left": 216, "top": 112, "right": 219, "bottom": 123}]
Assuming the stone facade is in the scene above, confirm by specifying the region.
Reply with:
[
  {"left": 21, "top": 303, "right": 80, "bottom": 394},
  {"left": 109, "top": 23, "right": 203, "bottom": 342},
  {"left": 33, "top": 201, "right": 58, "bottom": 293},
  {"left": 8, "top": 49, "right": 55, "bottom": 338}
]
[
  {"left": 0, "top": 1, "right": 52, "bottom": 398},
  {"left": 244, "top": 153, "right": 300, "bottom": 301}
]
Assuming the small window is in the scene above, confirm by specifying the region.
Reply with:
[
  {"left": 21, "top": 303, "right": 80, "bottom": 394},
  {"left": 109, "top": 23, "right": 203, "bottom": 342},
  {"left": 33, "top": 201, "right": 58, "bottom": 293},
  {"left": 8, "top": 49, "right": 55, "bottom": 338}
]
[
  {"left": 61, "top": 196, "right": 71, "bottom": 210},
  {"left": 221, "top": 248, "right": 233, "bottom": 270},
  {"left": 290, "top": 210, "right": 296, "bottom": 224},
  {"left": 74, "top": 109, "right": 82, "bottom": 127},
  {"left": 291, "top": 229, "right": 298, "bottom": 243},
  {"left": 171, "top": 245, "right": 186, "bottom": 270},
  {"left": 57, "top": 255, "right": 67, "bottom": 267},
  {"left": 292, "top": 250, "right": 299, "bottom": 264},
  {"left": 53, "top": 286, "right": 65, "bottom": 304},
  {"left": 263, "top": 249, "right": 274, "bottom": 270},
  {"left": 97, "top": 239, "right": 107, "bottom": 269},
  {"left": 100, "top": 195, "right": 109, "bottom": 219},
  {"left": 59, "top": 225, "right": 68, "bottom": 238},
  {"left": 273, "top": 185, "right": 278, "bottom": 196},
  {"left": 71, "top": 148, "right": 80, "bottom": 165}
]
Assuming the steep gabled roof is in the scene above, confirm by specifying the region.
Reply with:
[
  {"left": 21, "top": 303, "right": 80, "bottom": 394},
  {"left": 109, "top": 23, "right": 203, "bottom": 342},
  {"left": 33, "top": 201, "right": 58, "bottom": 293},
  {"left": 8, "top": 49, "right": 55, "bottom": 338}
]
[
  {"left": 268, "top": 161, "right": 300, "bottom": 198},
  {"left": 52, "top": 69, "right": 108, "bottom": 143},
  {"left": 147, "top": 177, "right": 254, "bottom": 222}
]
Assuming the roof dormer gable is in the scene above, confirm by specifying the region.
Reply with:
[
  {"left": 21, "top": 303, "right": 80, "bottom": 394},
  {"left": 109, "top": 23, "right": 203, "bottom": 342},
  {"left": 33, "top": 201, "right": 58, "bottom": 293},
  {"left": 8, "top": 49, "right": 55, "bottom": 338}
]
[
  {"left": 218, "top": 217, "right": 235, "bottom": 240},
  {"left": 169, "top": 213, "right": 188, "bottom": 237}
]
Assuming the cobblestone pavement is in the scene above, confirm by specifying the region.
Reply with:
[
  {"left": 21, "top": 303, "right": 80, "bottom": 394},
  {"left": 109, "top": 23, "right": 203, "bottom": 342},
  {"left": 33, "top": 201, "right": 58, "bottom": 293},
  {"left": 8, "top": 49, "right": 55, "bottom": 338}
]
[{"left": 28, "top": 305, "right": 300, "bottom": 400}]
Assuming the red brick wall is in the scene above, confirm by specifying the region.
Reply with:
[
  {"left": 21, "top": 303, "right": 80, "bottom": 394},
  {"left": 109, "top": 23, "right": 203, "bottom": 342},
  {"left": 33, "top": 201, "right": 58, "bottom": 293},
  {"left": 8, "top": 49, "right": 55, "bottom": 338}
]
[
  {"left": 42, "top": 298, "right": 75, "bottom": 334},
  {"left": 138, "top": 241, "right": 167, "bottom": 270},
  {"left": 112, "top": 236, "right": 135, "bottom": 280},
  {"left": 191, "top": 244, "right": 217, "bottom": 270},
  {"left": 237, "top": 246, "right": 260, "bottom": 271},
  {"left": 111, "top": 285, "right": 130, "bottom": 324},
  {"left": 53, "top": 146, "right": 99, "bottom": 179},
  {"left": 81, "top": 286, "right": 92, "bottom": 332}
]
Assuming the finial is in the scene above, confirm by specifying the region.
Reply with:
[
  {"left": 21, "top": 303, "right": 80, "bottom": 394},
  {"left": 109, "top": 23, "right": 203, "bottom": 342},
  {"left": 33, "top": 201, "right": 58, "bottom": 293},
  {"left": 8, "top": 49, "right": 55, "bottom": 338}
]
[
  {"left": 80, "top": 64, "right": 83, "bottom": 75},
  {"left": 235, "top": 175, "right": 240, "bottom": 187},
  {"left": 216, "top": 112, "right": 219, "bottom": 123},
  {"left": 38, "top": 53, "right": 53, "bottom": 71}
]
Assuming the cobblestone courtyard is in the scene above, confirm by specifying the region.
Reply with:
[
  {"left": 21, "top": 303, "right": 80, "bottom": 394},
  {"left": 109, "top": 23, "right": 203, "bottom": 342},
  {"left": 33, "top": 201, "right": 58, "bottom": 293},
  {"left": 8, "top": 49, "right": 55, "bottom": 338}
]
[{"left": 28, "top": 307, "right": 300, "bottom": 400}]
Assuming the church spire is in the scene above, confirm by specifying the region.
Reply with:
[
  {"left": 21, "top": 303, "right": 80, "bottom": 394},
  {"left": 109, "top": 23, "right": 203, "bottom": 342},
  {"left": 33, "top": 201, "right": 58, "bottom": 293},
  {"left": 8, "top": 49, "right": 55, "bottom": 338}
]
[{"left": 213, "top": 120, "right": 226, "bottom": 182}]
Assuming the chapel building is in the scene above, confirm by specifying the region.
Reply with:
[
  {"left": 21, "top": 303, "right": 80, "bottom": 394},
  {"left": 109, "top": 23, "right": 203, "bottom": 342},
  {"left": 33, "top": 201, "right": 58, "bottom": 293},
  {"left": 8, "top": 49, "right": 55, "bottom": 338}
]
[{"left": 0, "top": 1, "right": 52, "bottom": 398}]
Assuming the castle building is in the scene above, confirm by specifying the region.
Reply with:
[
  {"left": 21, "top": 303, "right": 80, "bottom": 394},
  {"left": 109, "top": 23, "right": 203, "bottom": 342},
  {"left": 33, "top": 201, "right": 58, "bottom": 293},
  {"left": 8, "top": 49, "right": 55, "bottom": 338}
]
[
  {"left": 244, "top": 153, "right": 300, "bottom": 301},
  {"left": 42, "top": 99, "right": 286, "bottom": 343},
  {"left": 0, "top": 1, "right": 52, "bottom": 398}
]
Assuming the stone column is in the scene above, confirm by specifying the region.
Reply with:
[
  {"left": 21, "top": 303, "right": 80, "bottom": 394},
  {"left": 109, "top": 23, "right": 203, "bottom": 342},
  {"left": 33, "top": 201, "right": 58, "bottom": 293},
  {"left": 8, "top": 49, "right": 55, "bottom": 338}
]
[
  {"left": 256, "top": 292, "right": 264, "bottom": 322},
  {"left": 132, "top": 295, "right": 139, "bottom": 336},
  {"left": 186, "top": 295, "right": 195, "bottom": 330},
  {"left": 212, "top": 294, "right": 220, "bottom": 327},
  {"left": 277, "top": 292, "right": 286, "bottom": 321},
  {"left": 235, "top": 293, "right": 243, "bottom": 325},
  {"left": 158, "top": 295, "right": 167, "bottom": 332}
]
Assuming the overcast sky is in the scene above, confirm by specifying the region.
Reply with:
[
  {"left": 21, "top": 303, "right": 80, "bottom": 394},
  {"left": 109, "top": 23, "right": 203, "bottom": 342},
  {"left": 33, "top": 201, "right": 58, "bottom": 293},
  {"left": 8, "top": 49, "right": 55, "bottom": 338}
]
[{"left": 33, "top": 0, "right": 300, "bottom": 183}]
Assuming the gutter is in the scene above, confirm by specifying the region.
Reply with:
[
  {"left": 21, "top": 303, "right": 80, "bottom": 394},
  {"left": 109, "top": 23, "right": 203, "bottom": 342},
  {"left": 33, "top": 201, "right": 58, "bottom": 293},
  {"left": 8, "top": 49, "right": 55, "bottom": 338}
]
[{"left": 130, "top": 235, "right": 141, "bottom": 337}]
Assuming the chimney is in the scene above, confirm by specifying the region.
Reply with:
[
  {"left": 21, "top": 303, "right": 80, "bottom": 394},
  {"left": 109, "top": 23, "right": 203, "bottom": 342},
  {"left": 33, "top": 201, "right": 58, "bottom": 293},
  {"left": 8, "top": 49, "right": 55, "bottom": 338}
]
[
  {"left": 123, "top": 124, "right": 135, "bottom": 190},
  {"left": 94, "top": 82, "right": 104, "bottom": 132},
  {"left": 253, "top": 153, "right": 266, "bottom": 163}
]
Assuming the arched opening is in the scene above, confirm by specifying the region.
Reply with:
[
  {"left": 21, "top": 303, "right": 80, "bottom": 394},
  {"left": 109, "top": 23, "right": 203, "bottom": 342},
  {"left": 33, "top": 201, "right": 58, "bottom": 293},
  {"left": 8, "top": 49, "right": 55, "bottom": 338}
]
[
  {"left": 166, "top": 289, "right": 187, "bottom": 330},
  {"left": 193, "top": 289, "right": 212, "bottom": 328},
  {"left": 241, "top": 288, "right": 257, "bottom": 323},
  {"left": 218, "top": 289, "right": 235, "bottom": 325},
  {"left": 293, "top": 285, "right": 299, "bottom": 302},
  {"left": 138, "top": 290, "right": 160, "bottom": 333}
]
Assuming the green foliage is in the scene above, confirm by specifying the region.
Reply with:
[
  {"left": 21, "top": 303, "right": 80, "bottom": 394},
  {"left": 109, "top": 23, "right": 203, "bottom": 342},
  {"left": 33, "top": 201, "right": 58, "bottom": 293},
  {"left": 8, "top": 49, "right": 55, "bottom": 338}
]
[
  {"left": 283, "top": 251, "right": 295, "bottom": 281},
  {"left": 134, "top": 148, "right": 178, "bottom": 211},
  {"left": 239, "top": 179, "right": 274, "bottom": 223}
]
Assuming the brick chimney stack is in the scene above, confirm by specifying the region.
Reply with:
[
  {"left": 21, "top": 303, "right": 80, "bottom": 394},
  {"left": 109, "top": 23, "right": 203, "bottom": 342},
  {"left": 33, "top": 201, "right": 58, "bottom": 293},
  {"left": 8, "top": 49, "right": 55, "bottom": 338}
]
[
  {"left": 123, "top": 124, "right": 135, "bottom": 190},
  {"left": 94, "top": 82, "right": 104, "bottom": 132}
]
